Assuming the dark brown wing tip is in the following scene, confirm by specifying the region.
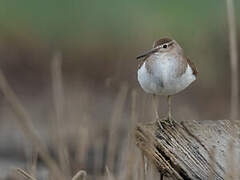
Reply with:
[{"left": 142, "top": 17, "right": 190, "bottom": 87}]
[
  {"left": 153, "top": 37, "right": 173, "bottom": 48},
  {"left": 186, "top": 57, "right": 198, "bottom": 76}
]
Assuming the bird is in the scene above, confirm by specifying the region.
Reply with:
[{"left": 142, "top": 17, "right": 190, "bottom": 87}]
[{"left": 137, "top": 37, "right": 197, "bottom": 127}]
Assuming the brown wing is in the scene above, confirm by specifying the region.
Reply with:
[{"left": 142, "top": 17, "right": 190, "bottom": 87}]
[
  {"left": 186, "top": 57, "right": 198, "bottom": 76},
  {"left": 137, "top": 55, "right": 150, "bottom": 70},
  {"left": 137, "top": 58, "right": 145, "bottom": 70}
]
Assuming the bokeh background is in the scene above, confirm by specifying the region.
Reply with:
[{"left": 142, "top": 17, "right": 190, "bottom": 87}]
[{"left": 0, "top": 0, "right": 239, "bottom": 179}]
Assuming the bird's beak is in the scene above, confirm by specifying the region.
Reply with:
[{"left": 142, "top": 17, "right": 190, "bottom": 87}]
[{"left": 136, "top": 46, "right": 159, "bottom": 60}]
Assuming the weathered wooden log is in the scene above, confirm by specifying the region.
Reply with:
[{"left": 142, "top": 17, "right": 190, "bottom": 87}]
[{"left": 135, "top": 120, "right": 240, "bottom": 180}]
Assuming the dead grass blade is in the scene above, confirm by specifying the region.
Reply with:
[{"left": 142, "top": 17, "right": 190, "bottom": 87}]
[
  {"left": 0, "top": 69, "right": 64, "bottom": 179},
  {"left": 51, "top": 52, "right": 70, "bottom": 175},
  {"left": 224, "top": 140, "right": 238, "bottom": 180},
  {"left": 27, "top": 148, "right": 38, "bottom": 178},
  {"left": 209, "top": 147, "right": 216, "bottom": 180},
  {"left": 15, "top": 168, "right": 37, "bottom": 180},
  {"left": 141, "top": 152, "right": 147, "bottom": 180},
  {"left": 226, "top": 0, "right": 239, "bottom": 120},
  {"left": 105, "top": 166, "right": 116, "bottom": 180},
  {"left": 125, "top": 89, "right": 137, "bottom": 180},
  {"left": 72, "top": 170, "right": 87, "bottom": 180},
  {"left": 106, "top": 84, "right": 128, "bottom": 170}
]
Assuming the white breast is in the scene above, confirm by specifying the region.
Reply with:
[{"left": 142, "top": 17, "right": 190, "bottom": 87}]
[{"left": 137, "top": 56, "right": 196, "bottom": 96}]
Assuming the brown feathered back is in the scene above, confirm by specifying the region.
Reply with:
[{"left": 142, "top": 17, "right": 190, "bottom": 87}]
[{"left": 186, "top": 57, "right": 198, "bottom": 76}]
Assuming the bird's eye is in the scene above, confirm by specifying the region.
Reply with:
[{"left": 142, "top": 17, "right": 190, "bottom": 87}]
[{"left": 163, "top": 44, "right": 168, "bottom": 49}]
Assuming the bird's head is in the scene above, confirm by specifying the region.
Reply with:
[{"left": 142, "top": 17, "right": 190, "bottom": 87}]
[{"left": 136, "top": 37, "right": 182, "bottom": 60}]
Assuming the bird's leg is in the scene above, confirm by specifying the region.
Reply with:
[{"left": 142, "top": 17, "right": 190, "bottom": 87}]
[
  {"left": 168, "top": 95, "right": 172, "bottom": 123},
  {"left": 167, "top": 95, "right": 175, "bottom": 126},
  {"left": 153, "top": 94, "right": 159, "bottom": 119},
  {"left": 152, "top": 94, "right": 163, "bottom": 129}
]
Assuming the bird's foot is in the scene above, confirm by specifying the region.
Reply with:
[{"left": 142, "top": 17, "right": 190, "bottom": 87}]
[
  {"left": 156, "top": 118, "right": 164, "bottom": 129},
  {"left": 155, "top": 116, "right": 179, "bottom": 129},
  {"left": 166, "top": 115, "right": 180, "bottom": 127},
  {"left": 155, "top": 116, "right": 169, "bottom": 129},
  {"left": 156, "top": 116, "right": 178, "bottom": 128}
]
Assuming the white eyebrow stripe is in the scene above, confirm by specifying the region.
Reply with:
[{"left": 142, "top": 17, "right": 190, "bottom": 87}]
[
  {"left": 166, "top": 40, "right": 174, "bottom": 46},
  {"left": 156, "top": 40, "right": 173, "bottom": 49}
]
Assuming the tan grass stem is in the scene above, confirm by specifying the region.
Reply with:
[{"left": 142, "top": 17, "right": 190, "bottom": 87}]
[
  {"left": 125, "top": 89, "right": 137, "bottom": 180},
  {"left": 209, "top": 147, "right": 216, "bottom": 180},
  {"left": 27, "top": 149, "right": 38, "bottom": 178},
  {"left": 72, "top": 170, "right": 87, "bottom": 180},
  {"left": 105, "top": 166, "right": 116, "bottom": 180},
  {"left": 106, "top": 84, "right": 128, "bottom": 170},
  {"left": 51, "top": 52, "right": 70, "bottom": 175},
  {"left": 0, "top": 69, "right": 64, "bottom": 179},
  {"left": 224, "top": 140, "right": 237, "bottom": 180},
  {"left": 15, "top": 168, "right": 37, "bottom": 180},
  {"left": 226, "top": 0, "right": 239, "bottom": 120}
]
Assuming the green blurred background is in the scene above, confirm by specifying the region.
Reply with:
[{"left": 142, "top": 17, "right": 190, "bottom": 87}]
[{"left": 0, "top": 0, "right": 240, "bottom": 178}]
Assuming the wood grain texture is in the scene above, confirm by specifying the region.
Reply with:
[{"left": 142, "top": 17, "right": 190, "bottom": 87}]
[{"left": 135, "top": 120, "right": 240, "bottom": 180}]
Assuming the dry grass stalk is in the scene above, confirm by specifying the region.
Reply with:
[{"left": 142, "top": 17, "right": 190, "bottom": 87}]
[
  {"left": 0, "top": 69, "right": 64, "bottom": 179},
  {"left": 130, "top": 89, "right": 138, "bottom": 135},
  {"left": 105, "top": 167, "right": 116, "bottom": 180},
  {"left": 125, "top": 89, "right": 138, "bottom": 180},
  {"left": 72, "top": 170, "right": 87, "bottom": 180},
  {"left": 141, "top": 152, "right": 147, "bottom": 180},
  {"left": 51, "top": 52, "right": 70, "bottom": 175},
  {"left": 134, "top": 152, "right": 144, "bottom": 180},
  {"left": 146, "top": 163, "right": 159, "bottom": 180},
  {"left": 15, "top": 168, "right": 37, "bottom": 180},
  {"left": 224, "top": 140, "right": 238, "bottom": 180},
  {"left": 76, "top": 121, "right": 90, "bottom": 169},
  {"left": 226, "top": 0, "right": 239, "bottom": 120},
  {"left": 209, "top": 147, "right": 216, "bottom": 180},
  {"left": 27, "top": 148, "right": 38, "bottom": 179},
  {"left": 106, "top": 84, "right": 128, "bottom": 170},
  {"left": 93, "top": 137, "right": 105, "bottom": 175}
]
